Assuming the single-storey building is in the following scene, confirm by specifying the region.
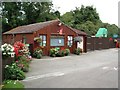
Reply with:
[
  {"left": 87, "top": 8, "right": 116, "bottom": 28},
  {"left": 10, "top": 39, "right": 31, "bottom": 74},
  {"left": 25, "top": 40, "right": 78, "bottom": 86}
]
[{"left": 2, "top": 19, "right": 87, "bottom": 55}]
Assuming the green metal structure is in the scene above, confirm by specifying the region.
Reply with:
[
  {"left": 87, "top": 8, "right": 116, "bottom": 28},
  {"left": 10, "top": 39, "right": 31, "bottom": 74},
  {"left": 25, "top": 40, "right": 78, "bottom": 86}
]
[{"left": 95, "top": 28, "right": 108, "bottom": 37}]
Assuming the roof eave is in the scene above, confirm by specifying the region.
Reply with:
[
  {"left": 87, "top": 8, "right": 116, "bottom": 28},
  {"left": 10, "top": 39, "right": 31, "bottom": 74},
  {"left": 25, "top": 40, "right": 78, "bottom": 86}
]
[{"left": 3, "top": 32, "right": 33, "bottom": 35}]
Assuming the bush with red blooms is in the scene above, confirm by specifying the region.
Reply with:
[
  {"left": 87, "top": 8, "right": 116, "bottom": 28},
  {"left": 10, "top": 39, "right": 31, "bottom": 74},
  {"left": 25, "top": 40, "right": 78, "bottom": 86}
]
[
  {"left": 3, "top": 41, "right": 32, "bottom": 82},
  {"left": 13, "top": 41, "right": 25, "bottom": 56},
  {"left": 13, "top": 41, "right": 30, "bottom": 57},
  {"left": 15, "top": 55, "right": 32, "bottom": 72},
  {"left": 13, "top": 41, "right": 32, "bottom": 72}
]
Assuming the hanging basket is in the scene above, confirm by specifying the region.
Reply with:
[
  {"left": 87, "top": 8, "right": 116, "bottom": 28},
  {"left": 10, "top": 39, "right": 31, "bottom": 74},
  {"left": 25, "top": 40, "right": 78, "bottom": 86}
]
[
  {"left": 74, "top": 36, "right": 82, "bottom": 42},
  {"left": 34, "top": 37, "right": 42, "bottom": 43}
]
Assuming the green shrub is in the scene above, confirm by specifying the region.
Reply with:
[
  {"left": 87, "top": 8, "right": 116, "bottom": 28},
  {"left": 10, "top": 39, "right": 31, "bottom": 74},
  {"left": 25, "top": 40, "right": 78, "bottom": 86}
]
[
  {"left": 15, "top": 56, "right": 30, "bottom": 72},
  {"left": 64, "top": 49, "right": 70, "bottom": 56},
  {"left": 33, "top": 47, "right": 43, "bottom": 59},
  {"left": 50, "top": 48, "right": 70, "bottom": 57},
  {"left": 4, "top": 63, "right": 25, "bottom": 80},
  {"left": 74, "top": 48, "right": 82, "bottom": 55},
  {"left": 2, "top": 80, "right": 24, "bottom": 89},
  {"left": 49, "top": 48, "right": 59, "bottom": 57},
  {"left": 56, "top": 50, "right": 65, "bottom": 57},
  {"left": 36, "top": 54, "right": 42, "bottom": 59}
]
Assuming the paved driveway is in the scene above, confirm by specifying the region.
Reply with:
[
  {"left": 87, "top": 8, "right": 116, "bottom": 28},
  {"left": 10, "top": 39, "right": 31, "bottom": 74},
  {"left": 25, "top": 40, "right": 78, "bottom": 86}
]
[{"left": 22, "top": 48, "right": 118, "bottom": 88}]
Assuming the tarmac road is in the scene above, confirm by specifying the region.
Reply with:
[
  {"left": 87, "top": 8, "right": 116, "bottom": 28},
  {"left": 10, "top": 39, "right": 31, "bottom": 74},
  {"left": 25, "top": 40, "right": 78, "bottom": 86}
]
[{"left": 22, "top": 48, "right": 118, "bottom": 88}]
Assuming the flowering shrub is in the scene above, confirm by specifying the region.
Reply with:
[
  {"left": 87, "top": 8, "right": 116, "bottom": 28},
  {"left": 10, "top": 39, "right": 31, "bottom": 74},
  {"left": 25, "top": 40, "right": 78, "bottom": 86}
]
[
  {"left": 56, "top": 50, "right": 65, "bottom": 57},
  {"left": 33, "top": 47, "right": 43, "bottom": 59},
  {"left": 49, "top": 48, "right": 70, "bottom": 57},
  {"left": 4, "top": 63, "right": 25, "bottom": 80},
  {"left": 74, "top": 48, "right": 82, "bottom": 55},
  {"left": 13, "top": 41, "right": 24, "bottom": 56},
  {"left": 49, "top": 48, "right": 59, "bottom": 57},
  {"left": 1, "top": 41, "right": 32, "bottom": 81},
  {"left": 19, "top": 45, "right": 30, "bottom": 55},
  {"left": 15, "top": 55, "right": 31, "bottom": 72},
  {"left": 1, "top": 43, "right": 15, "bottom": 58},
  {"left": 13, "top": 41, "right": 30, "bottom": 57},
  {"left": 64, "top": 49, "right": 70, "bottom": 56}
]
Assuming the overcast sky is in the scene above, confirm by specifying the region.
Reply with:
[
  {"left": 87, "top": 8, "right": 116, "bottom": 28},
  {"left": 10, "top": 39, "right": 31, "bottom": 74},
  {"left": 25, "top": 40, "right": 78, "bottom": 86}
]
[{"left": 52, "top": 0, "right": 119, "bottom": 26}]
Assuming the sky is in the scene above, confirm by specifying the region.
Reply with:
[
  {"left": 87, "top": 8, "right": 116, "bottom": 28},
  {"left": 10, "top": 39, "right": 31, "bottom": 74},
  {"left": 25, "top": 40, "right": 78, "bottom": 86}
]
[{"left": 52, "top": 0, "right": 119, "bottom": 26}]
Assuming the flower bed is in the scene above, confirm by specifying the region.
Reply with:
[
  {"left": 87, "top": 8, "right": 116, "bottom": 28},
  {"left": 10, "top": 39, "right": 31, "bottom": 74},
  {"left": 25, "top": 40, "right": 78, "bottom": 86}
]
[
  {"left": 1, "top": 41, "right": 32, "bottom": 89},
  {"left": 33, "top": 47, "right": 43, "bottom": 59},
  {"left": 49, "top": 48, "right": 70, "bottom": 57}
]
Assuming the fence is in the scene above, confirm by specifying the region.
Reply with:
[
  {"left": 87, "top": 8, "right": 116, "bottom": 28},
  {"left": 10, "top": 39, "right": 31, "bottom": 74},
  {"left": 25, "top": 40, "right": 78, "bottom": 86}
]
[{"left": 87, "top": 37, "right": 116, "bottom": 51}]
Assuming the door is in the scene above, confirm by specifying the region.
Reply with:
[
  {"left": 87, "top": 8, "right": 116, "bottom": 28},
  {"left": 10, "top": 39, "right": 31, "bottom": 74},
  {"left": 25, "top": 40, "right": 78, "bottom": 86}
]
[{"left": 77, "top": 36, "right": 84, "bottom": 51}]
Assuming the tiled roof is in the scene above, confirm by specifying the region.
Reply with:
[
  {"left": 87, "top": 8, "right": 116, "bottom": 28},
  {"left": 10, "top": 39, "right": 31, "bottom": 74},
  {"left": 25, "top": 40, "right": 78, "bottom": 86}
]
[
  {"left": 3, "top": 19, "right": 87, "bottom": 36},
  {"left": 3, "top": 19, "right": 59, "bottom": 34},
  {"left": 65, "top": 25, "right": 87, "bottom": 35},
  {"left": 72, "top": 28, "right": 87, "bottom": 35}
]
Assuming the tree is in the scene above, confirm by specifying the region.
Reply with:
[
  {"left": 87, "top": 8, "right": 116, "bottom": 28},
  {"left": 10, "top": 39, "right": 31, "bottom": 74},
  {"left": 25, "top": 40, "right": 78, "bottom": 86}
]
[
  {"left": 72, "top": 5, "right": 100, "bottom": 25},
  {"left": 60, "top": 5, "right": 119, "bottom": 37},
  {"left": 61, "top": 5, "right": 102, "bottom": 36},
  {"left": 60, "top": 11, "right": 74, "bottom": 27},
  {"left": 1, "top": 2, "right": 60, "bottom": 33},
  {"left": 2, "top": 2, "right": 23, "bottom": 32},
  {"left": 102, "top": 23, "right": 119, "bottom": 37}
]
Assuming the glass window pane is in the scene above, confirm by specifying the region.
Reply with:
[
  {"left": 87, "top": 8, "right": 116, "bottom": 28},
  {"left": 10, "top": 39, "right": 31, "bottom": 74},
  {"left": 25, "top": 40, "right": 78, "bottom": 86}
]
[
  {"left": 68, "top": 36, "right": 70, "bottom": 40},
  {"left": 43, "top": 41, "right": 46, "bottom": 44},
  {"left": 40, "top": 35, "right": 42, "bottom": 39},
  {"left": 50, "top": 38, "right": 64, "bottom": 46},
  {"left": 67, "top": 41, "right": 69, "bottom": 46},
  {"left": 70, "top": 36, "right": 73, "bottom": 40},
  {"left": 43, "top": 35, "right": 46, "bottom": 40},
  {"left": 43, "top": 43, "right": 46, "bottom": 46},
  {"left": 40, "top": 42, "right": 42, "bottom": 46}
]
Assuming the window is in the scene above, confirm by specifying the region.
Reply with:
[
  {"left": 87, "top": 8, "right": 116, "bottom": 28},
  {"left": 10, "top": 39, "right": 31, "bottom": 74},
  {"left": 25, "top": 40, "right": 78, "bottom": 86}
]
[
  {"left": 40, "top": 35, "right": 46, "bottom": 46},
  {"left": 67, "top": 36, "right": 73, "bottom": 47},
  {"left": 50, "top": 36, "right": 64, "bottom": 46}
]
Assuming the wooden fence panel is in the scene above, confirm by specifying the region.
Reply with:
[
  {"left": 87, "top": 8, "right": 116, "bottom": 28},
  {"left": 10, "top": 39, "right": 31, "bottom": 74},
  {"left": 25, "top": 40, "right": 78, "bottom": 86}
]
[
  {"left": 87, "top": 37, "right": 94, "bottom": 51},
  {"left": 87, "top": 37, "right": 115, "bottom": 51}
]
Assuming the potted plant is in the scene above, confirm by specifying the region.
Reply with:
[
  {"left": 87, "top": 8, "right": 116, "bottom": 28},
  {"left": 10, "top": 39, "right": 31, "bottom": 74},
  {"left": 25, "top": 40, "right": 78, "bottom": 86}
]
[
  {"left": 74, "top": 36, "right": 82, "bottom": 42},
  {"left": 34, "top": 37, "right": 42, "bottom": 43}
]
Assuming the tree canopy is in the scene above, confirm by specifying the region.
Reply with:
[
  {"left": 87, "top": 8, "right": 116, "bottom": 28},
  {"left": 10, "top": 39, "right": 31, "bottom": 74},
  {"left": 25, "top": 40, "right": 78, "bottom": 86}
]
[
  {"left": 1, "top": 2, "right": 119, "bottom": 37},
  {"left": 60, "top": 5, "right": 119, "bottom": 37},
  {"left": 1, "top": 2, "right": 60, "bottom": 33}
]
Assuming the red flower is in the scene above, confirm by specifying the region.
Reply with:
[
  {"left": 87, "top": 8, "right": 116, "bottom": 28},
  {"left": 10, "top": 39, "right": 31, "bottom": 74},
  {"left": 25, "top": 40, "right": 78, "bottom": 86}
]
[
  {"left": 14, "top": 41, "right": 25, "bottom": 50},
  {"left": 13, "top": 41, "right": 25, "bottom": 57},
  {"left": 16, "top": 60, "right": 19, "bottom": 63},
  {"left": 14, "top": 47, "right": 19, "bottom": 56}
]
